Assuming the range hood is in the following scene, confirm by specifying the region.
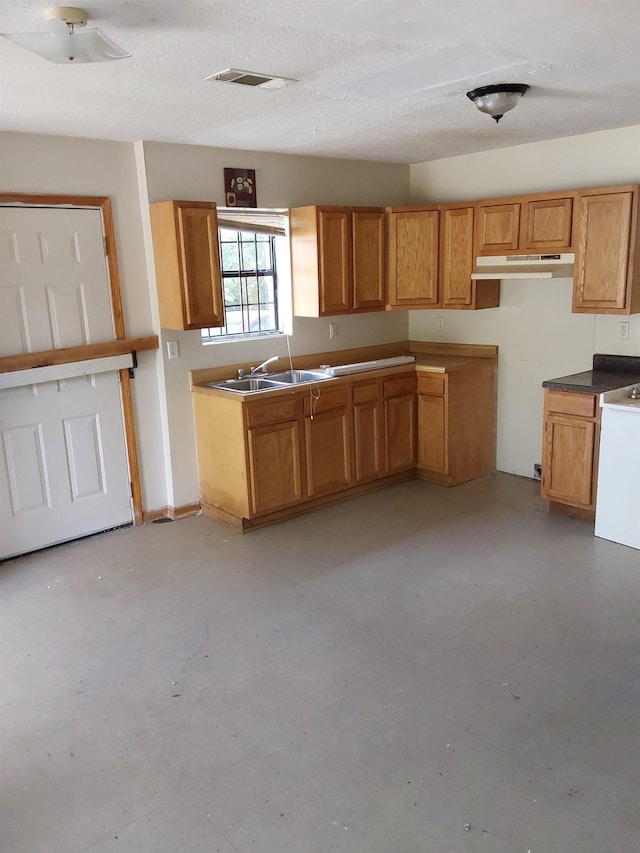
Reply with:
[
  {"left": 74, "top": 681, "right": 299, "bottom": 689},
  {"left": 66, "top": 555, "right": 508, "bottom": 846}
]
[{"left": 471, "top": 253, "right": 575, "bottom": 280}]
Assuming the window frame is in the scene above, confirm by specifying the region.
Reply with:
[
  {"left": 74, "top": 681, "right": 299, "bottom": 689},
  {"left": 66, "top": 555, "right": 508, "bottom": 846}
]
[{"left": 201, "top": 210, "right": 290, "bottom": 343}]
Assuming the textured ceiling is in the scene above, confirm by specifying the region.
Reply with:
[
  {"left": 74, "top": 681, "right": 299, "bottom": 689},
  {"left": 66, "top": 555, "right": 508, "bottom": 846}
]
[{"left": 1, "top": 0, "right": 640, "bottom": 164}]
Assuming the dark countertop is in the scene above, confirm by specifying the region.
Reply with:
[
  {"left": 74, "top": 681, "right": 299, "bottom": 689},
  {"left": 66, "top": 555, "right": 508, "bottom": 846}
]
[{"left": 543, "top": 354, "right": 640, "bottom": 394}]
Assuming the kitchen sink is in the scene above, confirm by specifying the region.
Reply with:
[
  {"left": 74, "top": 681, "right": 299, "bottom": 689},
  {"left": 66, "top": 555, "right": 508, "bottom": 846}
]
[
  {"left": 207, "top": 369, "right": 331, "bottom": 394},
  {"left": 267, "top": 369, "right": 330, "bottom": 384},
  {"left": 207, "top": 377, "right": 289, "bottom": 393}
]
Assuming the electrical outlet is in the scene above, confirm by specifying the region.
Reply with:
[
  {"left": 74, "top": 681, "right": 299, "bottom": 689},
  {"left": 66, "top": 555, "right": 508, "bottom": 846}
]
[
  {"left": 329, "top": 322, "right": 339, "bottom": 340},
  {"left": 167, "top": 340, "right": 180, "bottom": 359},
  {"left": 618, "top": 321, "right": 630, "bottom": 340},
  {"left": 533, "top": 463, "right": 542, "bottom": 480},
  {"left": 437, "top": 317, "right": 445, "bottom": 332}
]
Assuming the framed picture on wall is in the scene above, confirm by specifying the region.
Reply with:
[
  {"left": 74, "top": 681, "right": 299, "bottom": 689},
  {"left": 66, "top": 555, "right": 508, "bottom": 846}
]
[{"left": 224, "top": 168, "right": 257, "bottom": 207}]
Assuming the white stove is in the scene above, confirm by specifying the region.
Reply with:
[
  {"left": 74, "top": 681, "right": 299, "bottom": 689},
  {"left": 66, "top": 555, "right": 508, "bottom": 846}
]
[{"left": 595, "top": 385, "right": 640, "bottom": 551}]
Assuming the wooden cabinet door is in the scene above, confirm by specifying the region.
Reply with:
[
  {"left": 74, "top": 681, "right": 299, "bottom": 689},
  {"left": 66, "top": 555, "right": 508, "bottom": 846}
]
[
  {"left": 476, "top": 202, "right": 521, "bottom": 254},
  {"left": 574, "top": 192, "right": 633, "bottom": 312},
  {"left": 418, "top": 393, "right": 447, "bottom": 473},
  {"left": 352, "top": 210, "right": 386, "bottom": 310},
  {"left": 542, "top": 414, "right": 596, "bottom": 507},
  {"left": 177, "top": 204, "right": 224, "bottom": 329},
  {"left": 521, "top": 197, "right": 573, "bottom": 251},
  {"left": 151, "top": 200, "right": 224, "bottom": 330},
  {"left": 387, "top": 209, "right": 439, "bottom": 307},
  {"left": 383, "top": 376, "right": 417, "bottom": 473},
  {"left": 440, "top": 206, "right": 474, "bottom": 307},
  {"left": 353, "top": 382, "right": 383, "bottom": 482},
  {"left": 248, "top": 420, "right": 303, "bottom": 515},
  {"left": 318, "top": 209, "right": 351, "bottom": 314},
  {"left": 304, "top": 408, "right": 352, "bottom": 497}
]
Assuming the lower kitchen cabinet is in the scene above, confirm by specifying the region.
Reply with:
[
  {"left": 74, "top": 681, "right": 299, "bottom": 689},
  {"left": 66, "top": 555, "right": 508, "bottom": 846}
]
[
  {"left": 248, "top": 420, "right": 303, "bottom": 514},
  {"left": 192, "top": 358, "right": 497, "bottom": 530},
  {"left": 304, "top": 387, "right": 353, "bottom": 496},
  {"left": 352, "top": 381, "right": 384, "bottom": 482},
  {"left": 541, "top": 389, "right": 600, "bottom": 518},
  {"left": 417, "top": 361, "right": 497, "bottom": 485},
  {"left": 418, "top": 391, "right": 446, "bottom": 474},
  {"left": 384, "top": 375, "right": 417, "bottom": 473}
]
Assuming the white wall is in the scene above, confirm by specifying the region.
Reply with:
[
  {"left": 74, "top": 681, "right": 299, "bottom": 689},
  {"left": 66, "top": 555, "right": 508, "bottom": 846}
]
[
  {"left": 139, "top": 141, "right": 411, "bottom": 507},
  {"left": 0, "top": 132, "right": 411, "bottom": 512},
  {"left": 409, "top": 125, "right": 640, "bottom": 478},
  {"left": 0, "top": 132, "right": 167, "bottom": 510}
]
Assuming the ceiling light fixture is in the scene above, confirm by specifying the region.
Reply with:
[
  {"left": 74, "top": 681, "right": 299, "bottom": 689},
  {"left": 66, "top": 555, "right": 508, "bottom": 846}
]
[
  {"left": 0, "top": 6, "right": 131, "bottom": 64},
  {"left": 466, "top": 83, "right": 529, "bottom": 123}
]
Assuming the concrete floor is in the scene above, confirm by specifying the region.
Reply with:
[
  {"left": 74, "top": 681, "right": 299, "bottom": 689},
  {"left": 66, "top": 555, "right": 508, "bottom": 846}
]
[{"left": 1, "top": 473, "right": 639, "bottom": 853}]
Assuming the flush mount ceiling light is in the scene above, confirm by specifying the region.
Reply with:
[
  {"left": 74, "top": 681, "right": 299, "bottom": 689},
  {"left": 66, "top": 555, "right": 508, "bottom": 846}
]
[
  {"left": 0, "top": 6, "right": 131, "bottom": 63},
  {"left": 466, "top": 83, "right": 529, "bottom": 123}
]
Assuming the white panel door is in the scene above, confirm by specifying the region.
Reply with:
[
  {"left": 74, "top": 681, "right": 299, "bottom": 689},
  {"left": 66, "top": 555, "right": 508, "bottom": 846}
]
[{"left": 0, "top": 206, "right": 132, "bottom": 559}]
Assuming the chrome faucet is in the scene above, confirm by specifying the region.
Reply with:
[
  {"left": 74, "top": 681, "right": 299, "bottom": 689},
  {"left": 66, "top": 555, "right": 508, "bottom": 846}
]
[{"left": 250, "top": 355, "right": 279, "bottom": 375}]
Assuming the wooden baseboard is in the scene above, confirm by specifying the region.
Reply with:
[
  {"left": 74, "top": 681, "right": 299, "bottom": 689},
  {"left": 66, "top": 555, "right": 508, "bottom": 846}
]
[
  {"left": 143, "top": 502, "right": 202, "bottom": 523},
  {"left": 548, "top": 500, "right": 595, "bottom": 523},
  {"left": 201, "top": 471, "right": 415, "bottom": 532},
  {"left": 416, "top": 468, "right": 496, "bottom": 486},
  {"left": 416, "top": 468, "right": 455, "bottom": 486}
]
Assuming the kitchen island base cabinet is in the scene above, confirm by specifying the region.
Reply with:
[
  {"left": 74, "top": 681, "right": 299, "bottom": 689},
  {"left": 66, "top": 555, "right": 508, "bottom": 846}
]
[{"left": 417, "top": 361, "right": 497, "bottom": 485}]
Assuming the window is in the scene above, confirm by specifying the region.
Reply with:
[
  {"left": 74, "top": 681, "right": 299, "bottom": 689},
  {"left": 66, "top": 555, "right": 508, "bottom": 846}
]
[{"left": 201, "top": 208, "right": 289, "bottom": 342}]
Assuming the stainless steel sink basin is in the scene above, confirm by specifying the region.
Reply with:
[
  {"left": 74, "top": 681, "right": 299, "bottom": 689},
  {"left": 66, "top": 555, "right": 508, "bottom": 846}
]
[
  {"left": 207, "top": 369, "right": 331, "bottom": 394},
  {"left": 267, "top": 369, "right": 330, "bottom": 384},
  {"left": 207, "top": 377, "right": 288, "bottom": 393}
]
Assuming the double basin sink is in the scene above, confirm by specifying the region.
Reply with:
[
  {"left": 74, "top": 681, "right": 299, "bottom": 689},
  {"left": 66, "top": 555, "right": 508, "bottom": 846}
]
[{"left": 208, "top": 369, "right": 331, "bottom": 394}]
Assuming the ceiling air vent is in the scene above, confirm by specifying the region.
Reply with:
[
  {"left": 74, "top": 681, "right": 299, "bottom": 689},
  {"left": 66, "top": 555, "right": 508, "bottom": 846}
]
[{"left": 205, "top": 68, "right": 297, "bottom": 89}]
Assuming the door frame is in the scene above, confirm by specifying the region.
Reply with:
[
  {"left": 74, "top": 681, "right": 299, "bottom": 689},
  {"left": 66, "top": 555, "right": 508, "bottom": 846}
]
[{"left": 0, "top": 192, "right": 146, "bottom": 524}]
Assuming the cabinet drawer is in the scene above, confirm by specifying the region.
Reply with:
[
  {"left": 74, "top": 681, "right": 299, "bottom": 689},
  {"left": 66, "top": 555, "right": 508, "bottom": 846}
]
[
  {"left": 303, "top": 386, "right": 349, "bottom": 416},
  {"left": 246, "top": 396, "right": 300, "bottom": 427},
  {"left": 383, "top": 375, "right": 416, "bottom": 399},
  {"left": 545, "top": 390, "right": 596, "bottom": 418},
  {"left": 418, "top": 375, "right": 445, "bottom": 396},
  {"left": 353, "top": 382, "right": 380, "bottom": 404}
]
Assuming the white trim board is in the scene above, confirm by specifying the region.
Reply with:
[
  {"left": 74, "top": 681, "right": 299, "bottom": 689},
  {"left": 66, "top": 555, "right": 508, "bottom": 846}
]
[{"left": 0, "top": 354, "right": 133, "bottom": 390}]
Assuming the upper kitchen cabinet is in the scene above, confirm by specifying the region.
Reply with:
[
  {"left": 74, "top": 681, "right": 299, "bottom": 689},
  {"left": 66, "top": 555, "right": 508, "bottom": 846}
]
[
  {"left": 476, "top": 193, "right": 575, "bottom": 255},
  {"left": 150, "top": 200, "right": 224, "bottom": 330},
  {"left": 440, "top": 204, "right": 500, "bottom": 310},
  {"left": 573, "top": 185, "right": 640, "bottom": 315},
  {"left": 388, "top": 205, "right": 499, "bottom": 310},
  {"left": 476, "top": 201, "right": 521, "bottom": 254},
  {"left": 521, "top": 196, "right": 574, "bottom": 251},
  {"left": 387, "top": 207, "right": 439, "bottom": 308},
  {"left": 290, "top": 206, "right": 385, "bottom": 317}
]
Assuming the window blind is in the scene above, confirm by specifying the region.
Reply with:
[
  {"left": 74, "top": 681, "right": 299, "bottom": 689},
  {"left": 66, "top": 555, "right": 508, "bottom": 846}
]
[{"left": 216, "top": 207, "right": 289, "bottom": 237}]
